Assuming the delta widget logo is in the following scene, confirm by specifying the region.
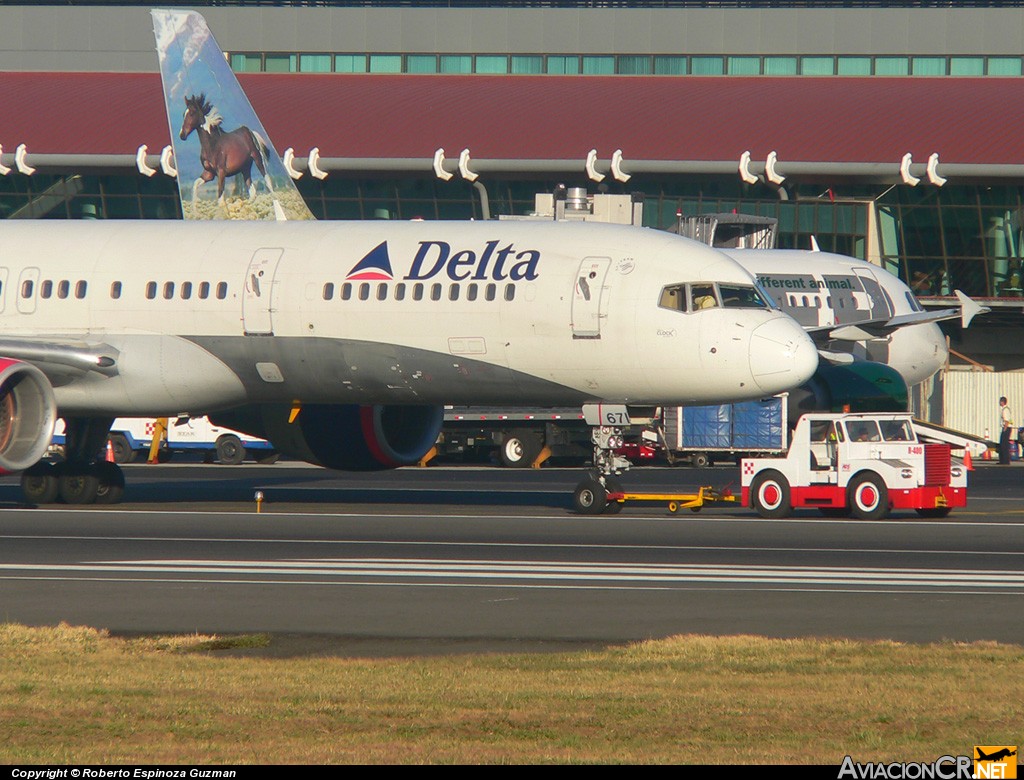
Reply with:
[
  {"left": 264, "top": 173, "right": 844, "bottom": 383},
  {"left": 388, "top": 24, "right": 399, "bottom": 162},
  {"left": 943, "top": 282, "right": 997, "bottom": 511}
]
[{"left": 345, "top": 241, "right": 394, "bottom": 280}]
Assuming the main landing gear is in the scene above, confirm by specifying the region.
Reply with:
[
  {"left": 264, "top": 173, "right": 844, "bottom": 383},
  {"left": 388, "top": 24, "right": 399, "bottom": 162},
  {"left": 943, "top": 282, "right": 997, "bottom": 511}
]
[
  {"left": 20, "top": 417, "right": 125, "bottom": 505},
  {"left": 572, "top": 425, "right": 631, "bottom": 515}
]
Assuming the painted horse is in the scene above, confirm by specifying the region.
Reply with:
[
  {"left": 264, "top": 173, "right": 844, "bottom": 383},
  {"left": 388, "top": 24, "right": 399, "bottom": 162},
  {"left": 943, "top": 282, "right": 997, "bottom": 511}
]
[{"left": 179, "top": 93, "right": 274, "bottom": 214}]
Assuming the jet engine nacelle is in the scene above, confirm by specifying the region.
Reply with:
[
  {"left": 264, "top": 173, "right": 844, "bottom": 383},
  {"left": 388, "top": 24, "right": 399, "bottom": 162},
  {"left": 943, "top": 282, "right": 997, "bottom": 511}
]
[
  {"left": 788, "top": 361, "right": 909, "bottom": 419},
  {"left": 212, "top": 403, "right": 444, "bottom": 471},
  {"left": 0, "top": 357, "right": 58, "bottom": 472}
]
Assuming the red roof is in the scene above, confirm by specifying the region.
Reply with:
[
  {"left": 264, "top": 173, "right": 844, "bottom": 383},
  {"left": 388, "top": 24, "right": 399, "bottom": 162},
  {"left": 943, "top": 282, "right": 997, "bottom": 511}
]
[{"left": 0, "top": 71, "right": 1021, "bottom": 165}]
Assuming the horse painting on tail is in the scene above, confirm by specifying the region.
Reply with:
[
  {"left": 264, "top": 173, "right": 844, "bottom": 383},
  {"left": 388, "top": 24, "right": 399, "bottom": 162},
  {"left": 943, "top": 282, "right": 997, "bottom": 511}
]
[{"left": 179, "top": 93, "right": 275, "bottom": 215}]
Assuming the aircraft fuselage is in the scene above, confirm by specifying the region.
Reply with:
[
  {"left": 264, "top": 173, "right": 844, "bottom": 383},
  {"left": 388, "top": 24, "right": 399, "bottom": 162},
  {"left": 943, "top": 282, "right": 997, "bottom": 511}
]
[{"left": 0, "top": 220, "right": 818, "bottom": 417}]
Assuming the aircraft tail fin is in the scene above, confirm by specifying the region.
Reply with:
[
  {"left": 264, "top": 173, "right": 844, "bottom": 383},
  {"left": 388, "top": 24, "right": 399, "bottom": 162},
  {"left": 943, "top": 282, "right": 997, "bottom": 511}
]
[{"left": 151, "top": 8, "right": 314, "bottom": 221}]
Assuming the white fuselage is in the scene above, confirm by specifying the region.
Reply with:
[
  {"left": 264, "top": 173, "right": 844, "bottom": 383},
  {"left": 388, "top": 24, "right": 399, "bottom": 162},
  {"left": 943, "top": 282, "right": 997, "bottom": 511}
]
[
  {"left": 723, "top": 249, "right": 947, "bottom": 387},
  {"left": 0, "top": 220, "right": 818, "bottom": 417}
]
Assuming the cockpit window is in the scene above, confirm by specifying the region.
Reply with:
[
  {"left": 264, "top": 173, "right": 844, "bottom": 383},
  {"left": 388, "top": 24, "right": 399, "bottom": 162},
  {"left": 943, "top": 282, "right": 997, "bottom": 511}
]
[
  {"left": 720, "top": 284, "right": 771, "bottom": 309},
  {"left": 659, "top": 282, "right": 771, "bottom": 313},
  {"left": 691, "top": 284, "right": 719, "bottom": 310},
  {"left": 659, "top": 284, "right": 687, "bottom": 312}
]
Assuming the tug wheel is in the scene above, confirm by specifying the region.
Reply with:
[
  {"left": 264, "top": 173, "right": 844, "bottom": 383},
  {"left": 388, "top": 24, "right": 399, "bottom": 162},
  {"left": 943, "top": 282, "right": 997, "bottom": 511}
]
[
  {"left": 750, "top": 470, "right": 792, "bottom": 519},
  {"left": 848, "top": 472, "right": 889, "bottom": 520}
]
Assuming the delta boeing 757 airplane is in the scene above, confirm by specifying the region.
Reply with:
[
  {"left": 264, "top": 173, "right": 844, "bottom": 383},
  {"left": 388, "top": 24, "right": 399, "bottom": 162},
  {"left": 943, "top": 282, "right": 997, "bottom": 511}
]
[{"left": 0, "top": 10, "right": 817, "bottom": 506}]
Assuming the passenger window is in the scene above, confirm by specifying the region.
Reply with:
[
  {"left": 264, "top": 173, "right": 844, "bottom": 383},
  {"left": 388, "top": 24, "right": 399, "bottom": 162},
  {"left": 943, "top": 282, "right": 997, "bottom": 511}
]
[
  {"left": 413, "top": 283, "right": 424, "bottom": 301},
  {"left": 163, "top": 281, "right": 175, "bottom": 300},
  {"left": 40, "top": 280, "right": 53, "bottom": 299},
  {"left": 430, "top": 284, "right": 442, "bottom": 301},
  {"left": 358, "top": 283, "right": 370, "bottom": 301},
  {"left": 57, "top": 280, "right": 70, "bottom": 299},
  {"left": 323, "top": 282, "right": 334, "bottom": 301},
  {"left": 395, "top": 283, "right": 406, "bottom": 301},
  {"left": 181, "top": 281, "right": 192, "bottom": 300},
  {"left": 485, "top": 283, "right": 496, "bottom": 302},
  {"left": 216, "top": 282, "right": 227, "bottom": 300},
  {"left": 198, "top": 282, "right": 210, "bottom": 300},
  {"left": 449, "top": 284, "right": 460, "bottom": 301},
  {"left": 75, "top": 280, "right": 87, "bottom": 299},
  {"left": 466, "top": 283, "right": 478, "bottom": 302},
  {"left": 504, "top": 284, "right": 515, "bottom": 301},
  {"left": 377, "top": 283, "right": 388, "bottom": 301},
  {"left": 146, "top": 281, "right": 157, "bottom": 300},
  {"left": 110, "top": 281, "right": 122, "bottom": 300},
  {"left": 341, "top": 283, "right": 352, "bottom": 301},
  {"left": 21, "top": 280, "right": 33, "bottom": 299}
]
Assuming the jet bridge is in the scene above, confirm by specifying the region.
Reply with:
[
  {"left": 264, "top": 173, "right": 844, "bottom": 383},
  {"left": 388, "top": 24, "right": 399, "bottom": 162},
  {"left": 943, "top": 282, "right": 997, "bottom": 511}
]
[{"left": 672, "top": 213, "right": 779, "bottom": 250}]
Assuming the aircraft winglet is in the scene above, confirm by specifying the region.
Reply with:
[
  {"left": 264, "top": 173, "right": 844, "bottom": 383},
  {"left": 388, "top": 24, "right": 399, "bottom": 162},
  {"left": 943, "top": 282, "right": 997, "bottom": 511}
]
[
  {"left": 151, "top": 8, "right": 314, "bottom": 221},
  {"left": 954, "top": 289, "right": 989, "bottom": 328}
]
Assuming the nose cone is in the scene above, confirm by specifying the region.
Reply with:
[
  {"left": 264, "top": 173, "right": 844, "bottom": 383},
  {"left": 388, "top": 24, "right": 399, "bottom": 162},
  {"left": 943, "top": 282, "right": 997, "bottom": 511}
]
[{"left": 749, "top": 316, "right": 818, "bottom": 393}]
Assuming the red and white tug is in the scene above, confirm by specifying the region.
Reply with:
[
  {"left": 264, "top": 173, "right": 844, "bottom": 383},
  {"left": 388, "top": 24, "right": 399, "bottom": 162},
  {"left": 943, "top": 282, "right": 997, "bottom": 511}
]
[{"left": 741, "top": 412, "right": 968, "bottom": 520}]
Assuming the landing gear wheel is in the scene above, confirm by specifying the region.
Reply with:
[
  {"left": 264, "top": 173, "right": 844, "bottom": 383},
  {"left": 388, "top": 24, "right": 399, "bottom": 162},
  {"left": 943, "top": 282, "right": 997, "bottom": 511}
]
[
  {"left": 750, "top": 470, "right": 792, "bottom": 519},
  {"left": 216, "top": 434, "right": 245, "bottom": 465},
  {"left": 58, "top": 465, "right": 100, "bottom": 505},
  {"left": 499, "top": 430, "right": 541, "bottom": 468},
  {"left": 572, "top": 476, "right": 608, "bottom": 515},
  {"left": 94, "top": 462, "right": 125, "bottom": 505},
  {"left": 848, "top": 472, "right": 889, "bottom": 520},
  {"left": 108, "top": 433, "right": 137, "bottom": 465},
  {"left": 21, "top": 461, "right": 60, "bottom": 504}
]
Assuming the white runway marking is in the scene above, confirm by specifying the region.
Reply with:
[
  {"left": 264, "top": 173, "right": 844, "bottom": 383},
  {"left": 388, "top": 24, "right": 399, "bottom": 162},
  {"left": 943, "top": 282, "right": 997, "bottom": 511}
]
[{"left": 1, "top": 558, "right": 1022, "bottom": 592}]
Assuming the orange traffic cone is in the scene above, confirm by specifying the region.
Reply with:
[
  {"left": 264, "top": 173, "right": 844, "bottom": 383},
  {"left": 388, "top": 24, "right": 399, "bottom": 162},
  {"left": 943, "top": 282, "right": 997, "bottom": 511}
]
[
  {"left": 963, "top": 449, "right": 973, "bottom": 471},
  {"left": 105, "top": 439, "right": 115, "bottom": 463},
  {"left": 982, "top": 447, "right": 992, "bottom": 461}
]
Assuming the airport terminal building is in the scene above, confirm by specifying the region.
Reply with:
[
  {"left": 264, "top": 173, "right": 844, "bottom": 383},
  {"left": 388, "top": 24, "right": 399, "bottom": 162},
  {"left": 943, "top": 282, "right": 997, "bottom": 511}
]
[{"left": 3, "top": 0, "right": 1024, "bottom": 378}]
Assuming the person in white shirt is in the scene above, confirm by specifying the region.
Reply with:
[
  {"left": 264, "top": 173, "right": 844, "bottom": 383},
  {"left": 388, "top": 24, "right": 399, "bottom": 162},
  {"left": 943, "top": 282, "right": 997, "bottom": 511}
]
[{"left": 999, "top": 396, "right": 1013, "bottom": 464}]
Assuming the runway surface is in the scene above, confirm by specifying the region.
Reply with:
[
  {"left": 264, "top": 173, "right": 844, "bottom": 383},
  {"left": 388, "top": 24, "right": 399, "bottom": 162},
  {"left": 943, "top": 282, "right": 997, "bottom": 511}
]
[{"left": 1, "top": 462, "right": 1022, "bottom": 649}]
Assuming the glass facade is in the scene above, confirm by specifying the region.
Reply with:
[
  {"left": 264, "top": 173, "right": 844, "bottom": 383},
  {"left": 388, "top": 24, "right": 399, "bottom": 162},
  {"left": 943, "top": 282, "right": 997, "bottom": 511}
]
[
  {"left": 3, "top": 172, "right": 1022, "bottom": 300},
  {"left": 227, "top": 51, "right": 1024, "bottom": 78}
]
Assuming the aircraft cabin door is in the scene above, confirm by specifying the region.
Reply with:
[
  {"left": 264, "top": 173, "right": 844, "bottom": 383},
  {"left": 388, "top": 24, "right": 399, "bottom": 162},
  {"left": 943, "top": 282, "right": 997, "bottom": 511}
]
[
  {"left": 243, "top": 248, "right": 283, "bottom": 336},
  {"left": 853, "top": 268, "right": 893, "bottom": 320},
  {"left": 571, "top": 257, "right": 611, "bottom": 339}
]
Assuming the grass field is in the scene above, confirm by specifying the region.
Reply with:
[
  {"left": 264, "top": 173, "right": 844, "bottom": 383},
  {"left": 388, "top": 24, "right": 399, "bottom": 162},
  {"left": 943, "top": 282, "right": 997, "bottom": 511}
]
[{"left": 1, "top": 623, "right": 1020, "bottom": 764}]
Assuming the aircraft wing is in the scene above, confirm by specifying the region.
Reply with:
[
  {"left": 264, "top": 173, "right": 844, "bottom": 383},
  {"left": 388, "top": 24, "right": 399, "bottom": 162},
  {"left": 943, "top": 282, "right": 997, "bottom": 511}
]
[
  {"left": 807, "top": 290, "right": 988, "bottom": 345},
  {"left": 0, "top": 337, "right": 119, "bottom": 384}
]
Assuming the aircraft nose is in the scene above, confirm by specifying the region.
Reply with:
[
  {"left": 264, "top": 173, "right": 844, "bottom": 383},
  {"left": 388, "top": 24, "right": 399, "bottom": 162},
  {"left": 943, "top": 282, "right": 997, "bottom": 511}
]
[{"left": 749, "top": 316, "right": 819, "bottom": 393}]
